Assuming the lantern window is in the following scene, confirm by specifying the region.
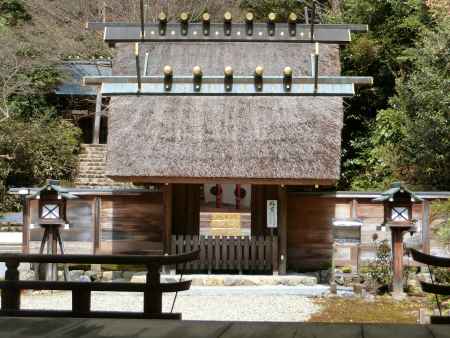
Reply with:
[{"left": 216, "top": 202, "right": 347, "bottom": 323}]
[
  {"left": 391, "top": 207, "right": 409, "bottom": 222},
  {"left": 42, "top": 204, "right": 60, "bottom": 219}
]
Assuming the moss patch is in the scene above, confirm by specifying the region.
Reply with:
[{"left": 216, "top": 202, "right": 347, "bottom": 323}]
[{"left": 308, "top": 297, "right": 429, "bottom": 323}]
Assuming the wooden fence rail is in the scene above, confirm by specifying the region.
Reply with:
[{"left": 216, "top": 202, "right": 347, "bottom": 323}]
[
  {"left": 0, "top": 251, "right": 199, "bottom": 319},
  {"left": 171, "top": 235, "right": 278, "bottom": 274}
]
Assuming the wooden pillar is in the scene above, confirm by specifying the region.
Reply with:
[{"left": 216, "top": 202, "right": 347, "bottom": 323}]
[
  {"left": 391, "top": 228, "right": 404, "bottom": 297},
  {"left": 144, "top": 264, "right": 162, "bottom": 314},
  {"left": 278, "top": 186, "right": 287, "bottom": 275},
  {"left": 1, "top": 260, "right": 20, "bottom": 312},
  {"left": 422, "top": 200, "right": 430, "bottom": 254},
  {"left": 93, "top": 87, "right": 102, "bottom": 144},
  {"left": 92, "top": 197, "right": 101, "bottom": 254},
  {"left": 215, "top": 184, "right": 222, "bottom": 209},
  {"left": 163, "top": 184, "right": 173, "bottom": 254},
  {"left": 351, "top": 198, "right": 358, "bottom": 218},
  {"left": 22, "top": 198, "right": 30, "bottom": 254}
]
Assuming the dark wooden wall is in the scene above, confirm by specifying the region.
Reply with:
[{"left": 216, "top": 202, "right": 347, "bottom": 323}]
[
  {"left": 286, "top": 196, "right": 339, "bottom": 271},
  {"left": 172, "top": 184, "right": 201, "bottom": 235},
  {"left": 251, "top": 185, "right": 278, "bottom": 236},
  {"left": 100, "top": 194, "right": 163, "bottom": 254}
]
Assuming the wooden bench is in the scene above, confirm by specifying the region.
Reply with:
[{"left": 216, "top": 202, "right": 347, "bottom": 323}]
[
  {"left": 410, "top": 248, "right": 450, "bottom": 324},
  {"left": 0, "top": 251, "right": 199, "bottom": 319}
]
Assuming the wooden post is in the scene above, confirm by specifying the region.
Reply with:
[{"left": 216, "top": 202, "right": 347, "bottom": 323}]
[
  {"left": 92, "top": 196, "right": 101, "bottom": 254},
  {"left": 22, "top": 198, "right": 30, "bottom": 254},
  {"left": 72, "top": 289, "right": 91, "bottom": 315},
  {"left": 278, "top": 186, "right": 287, "bottom": 275},
  {"left": 422, "top": 199, "right": 430, "bottom": 254},
  {"left": 1, "top": 259, "right": 20, "bottom": 312},
  {"left": 272, "top": 230, "right": 279, "bottom": 275},
  {"left": 163, "top": 184, "right": 173, "bottom": 254},
  {"left": 144, "top": 264, "right": 162, "bottom": 314},
  {"left": 391, "top": 228, "right": 405, "bottom": 297},
  {"left": 351, "top": 198, "right": 358, "bottom": 218},
  {"left": 235, "top": 184, "right": 241, "bottom": 210},
  {"left": 93, "top": 87, "right": 102, "bottom": 144},
  {"left": 216, "top": 184, "right": 222, "bottom": 209}
]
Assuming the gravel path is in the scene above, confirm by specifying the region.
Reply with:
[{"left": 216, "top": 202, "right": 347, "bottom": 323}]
[{"left": 18, "top": 286, "right": 322, "bottom": 322}]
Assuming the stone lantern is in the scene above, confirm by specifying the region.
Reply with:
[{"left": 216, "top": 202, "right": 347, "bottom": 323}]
[{"left": 373, "top": 182, "right": 422, "bottom": 297}]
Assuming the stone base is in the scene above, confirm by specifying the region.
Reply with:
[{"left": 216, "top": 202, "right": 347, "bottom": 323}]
[{"left": 131, "top": 274, "right": 317, "bottom": 286}]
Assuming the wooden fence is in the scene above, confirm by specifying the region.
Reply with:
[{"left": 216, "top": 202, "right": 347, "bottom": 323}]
[
  {"left": 171, "top": 235, "right": 278, "bottom": 273},
  {"left": 0, "top": 251, "right": 199, "bottom": 319}
]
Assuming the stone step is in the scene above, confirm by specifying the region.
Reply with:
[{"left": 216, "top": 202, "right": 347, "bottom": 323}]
[
  {"left": 77, "top": 166, "right": 105, "bottom": 171},
  {"left": 78, "top": 155, "right": 106, "bottom": 161},
  {"left": 78, "top": 160, "right": 105, "bottom": 165},
  {"left": 77, "top": 174, "right": 107, "bottom": 179}
]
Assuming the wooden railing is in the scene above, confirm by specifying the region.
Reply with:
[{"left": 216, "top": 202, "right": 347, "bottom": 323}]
[
  {"left": 0, "top": 251, "right": 199, "bottom": 319},
  {"left": 171, "top": 235, "right": 278, "bottom": 273}
]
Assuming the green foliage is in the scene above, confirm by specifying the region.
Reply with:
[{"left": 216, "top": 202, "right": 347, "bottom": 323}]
[
  {"left": 0, "top": 0, "right": 30, "bottom": 26},
  {"left": 431, "top": 199, "right": 450, "bottom": 250},
  {"left": 330, "top": 0, "right": 434, "bottom": 189},
  {"left": 364, "top": 17, "right": 450, "bottom": 190},
  {"left": 367, "top": 240, "right": 393, "bottom": 291},
  {"left": 0, "top": 115, "right": 81, "bottom": 212}
]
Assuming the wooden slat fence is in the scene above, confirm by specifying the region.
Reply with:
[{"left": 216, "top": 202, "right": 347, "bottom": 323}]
[{"left": 171, "top": 235, "right": 278, "bottom": 273}]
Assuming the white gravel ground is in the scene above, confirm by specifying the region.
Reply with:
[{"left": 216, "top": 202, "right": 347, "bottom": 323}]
[{"left": 17, "top": 286, "right": 323, "bottom": 322}]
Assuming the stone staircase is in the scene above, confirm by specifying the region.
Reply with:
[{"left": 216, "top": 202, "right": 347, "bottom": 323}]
[{"left": 74, "top": 144, "right": 125, "bottom": 188}]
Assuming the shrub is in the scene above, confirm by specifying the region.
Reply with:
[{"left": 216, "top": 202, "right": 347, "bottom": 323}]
[
  {"left": 365, "top": 240, "right": 393, "bottom": 292},
  {"left": 0, "top": 114, "right": 81, "bottom": 211},
  {"left": 0, "top": 0, "right": 31, "bottom": 26}
]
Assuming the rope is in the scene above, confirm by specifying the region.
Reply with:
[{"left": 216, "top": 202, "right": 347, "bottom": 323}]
[
  {"left": 170, "top": 260, "right": 186, "bottom": 313},
  {"left": 428, "top": 264, "right": 442, "bottom": 316}
]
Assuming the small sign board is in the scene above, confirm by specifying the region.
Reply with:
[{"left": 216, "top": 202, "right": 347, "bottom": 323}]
[{"left": 267, "top": 200, "right": 278, "bottom": 228}]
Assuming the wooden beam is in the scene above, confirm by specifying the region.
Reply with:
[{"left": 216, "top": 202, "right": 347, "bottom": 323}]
[
  {"left": 106, "top": 175, "right": 337, "bottom": 187},
  {"left": 93, "top": 87, "right": 102, "bottom": 144},
  {"left": 22, "top": 198, "right": 30, "bottom": 254},
  {"left": 422, "top": 200, "right": 430, "bottom": 254},
  {"left": 391, "top": 228, "right": 405, "bottom": 297},
  {"left": 92, "top": 197, "right": 101, "bottom": 254},
  {"left": 163, "top": 184, "right": 173, "bottom": 254},
  {"left": 278, "top": 186, "right": 287, "bottom": 275},
  {"left": 83, "top": 75, "right": 373, "bottom": 86}
]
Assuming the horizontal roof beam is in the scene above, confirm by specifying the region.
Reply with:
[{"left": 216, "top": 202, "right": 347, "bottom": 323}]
[
  {"left": 83, "top": 75, "right": 373, "bottom": 86},
  {"left": 99, "top": 82, "right": 357, "bottom": 96},
  {"left": 87, "top": 21, "right": 367, "bottom": 33},
  {"left": 100, "top": 24, "right": 368, "bottom": 44}
]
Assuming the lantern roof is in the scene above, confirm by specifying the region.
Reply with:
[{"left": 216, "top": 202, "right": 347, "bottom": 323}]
[
  {"left": 372, "top": 182, "right": 423, "bottom": 203},
  {"left": 27, "top": 180, "right": 78, "bottom": 200}
]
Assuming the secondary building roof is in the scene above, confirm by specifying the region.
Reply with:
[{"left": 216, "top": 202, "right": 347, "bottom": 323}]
[
  {"left": 106, "top": 42, "right": 343, "bottom": 185},
  {"left": 55, "top": 61, "right": 112, "bottom": 96}
]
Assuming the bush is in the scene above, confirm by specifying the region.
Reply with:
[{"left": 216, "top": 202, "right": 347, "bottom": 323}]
[
  {"left": 0, "top": 0, "right": 31, "bottom": 26},
  {"left": 0, "top": 114, "right": 81, "bottom": 211},
  {"left": 364, "top": 240, "right": 393, "bottom": 292}
]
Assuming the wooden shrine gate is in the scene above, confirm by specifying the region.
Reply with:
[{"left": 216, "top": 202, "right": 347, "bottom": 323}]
[{"left": 171, "top": 235, "right": 278, "bottom": 274}]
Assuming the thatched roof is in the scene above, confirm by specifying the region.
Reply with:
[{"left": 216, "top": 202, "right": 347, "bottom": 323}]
[{"left": 106, "top": 42, "right": 343, "bottom": 185}]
